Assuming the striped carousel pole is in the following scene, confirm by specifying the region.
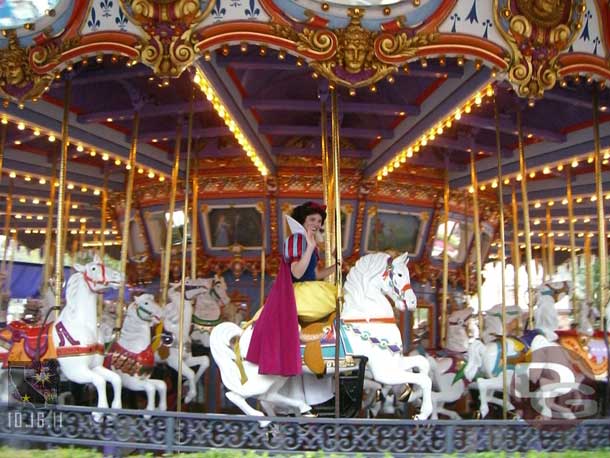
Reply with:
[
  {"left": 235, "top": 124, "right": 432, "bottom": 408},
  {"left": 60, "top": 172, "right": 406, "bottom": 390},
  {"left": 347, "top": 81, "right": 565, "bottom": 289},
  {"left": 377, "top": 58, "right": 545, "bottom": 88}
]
[
  {"left": 330, "top": 87, "right": 343, "bottom": 418},
  {"left": 177, "top": 85, "right": 195, "bottom": 413},
  {"left": 494, "top": 94, "right": 509, "bottom": 419},
  {"left": 566, "top": 168, "right": 578, "bottom": 323},
  {"left": 516, "top": 108, "right": 535, "bottom": 329},
  {"left": 469, "top": 150, "right": 483, "bottom": 333},
  {"left": 53, "top": 78, "right": 72, "bottom": 316},
  {"left": 161, "top": 120, "right": 183, "bottom": 306},
  {"left": 117, "top": 111, "right": 141, "bottom": 334}
]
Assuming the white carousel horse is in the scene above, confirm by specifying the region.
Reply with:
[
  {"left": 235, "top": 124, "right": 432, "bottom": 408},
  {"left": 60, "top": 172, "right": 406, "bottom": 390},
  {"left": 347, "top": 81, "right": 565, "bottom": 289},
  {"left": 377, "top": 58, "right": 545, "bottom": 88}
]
[
  {"left": 154, "top": 282, "right": 211, "bottom": 404},
  {"left": 0, "top": 255, "right": 124, "bottom": 420},
  {"left": 103, "top": 294, "right": 167, "bottom": 412},
  {"left": 464, "top": 285, "right": 562, "bottom": 418},
  {"left": 210, "top": 251, "right": 433, "bottom": 421}
]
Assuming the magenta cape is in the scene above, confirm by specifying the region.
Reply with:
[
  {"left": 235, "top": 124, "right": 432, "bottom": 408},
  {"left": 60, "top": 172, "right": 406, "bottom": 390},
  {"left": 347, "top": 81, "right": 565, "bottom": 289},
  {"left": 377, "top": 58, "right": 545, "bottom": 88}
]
[{"left": 245, "top": 259, "right": 302, "bottom": 376}]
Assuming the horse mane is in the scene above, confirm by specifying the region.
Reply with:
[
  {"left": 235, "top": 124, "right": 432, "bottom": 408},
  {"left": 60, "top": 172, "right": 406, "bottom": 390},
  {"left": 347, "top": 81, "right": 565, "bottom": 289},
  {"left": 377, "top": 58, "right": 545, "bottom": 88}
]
[
  {"left": 344, "top": 253, "right": 388, "bottom": 305},
  {"left": 63, "top": 271, "right": 84, "bottom": 313}
]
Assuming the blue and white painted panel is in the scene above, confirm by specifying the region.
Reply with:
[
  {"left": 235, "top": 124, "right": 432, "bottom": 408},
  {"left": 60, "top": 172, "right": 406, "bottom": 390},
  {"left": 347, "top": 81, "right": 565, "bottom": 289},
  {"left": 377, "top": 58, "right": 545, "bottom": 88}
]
[
  {"left": 200, "top": 0, "right": 270, "bottom": 26},
  {"left": 571, "top": 0, "right": 606, "bottom": 58},
  {"left": 81, "top": 1, "right": 139, "bottom": 34},
  {"left": 439, "top": 0, "right": 504, "bottom": 51}
]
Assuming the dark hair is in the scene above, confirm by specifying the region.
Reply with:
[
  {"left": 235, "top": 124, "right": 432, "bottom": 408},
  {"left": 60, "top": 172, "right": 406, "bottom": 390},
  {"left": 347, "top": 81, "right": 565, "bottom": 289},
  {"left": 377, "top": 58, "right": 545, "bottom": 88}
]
[{"left": 291, "top": 201, "right": 327, "bottom": 225}]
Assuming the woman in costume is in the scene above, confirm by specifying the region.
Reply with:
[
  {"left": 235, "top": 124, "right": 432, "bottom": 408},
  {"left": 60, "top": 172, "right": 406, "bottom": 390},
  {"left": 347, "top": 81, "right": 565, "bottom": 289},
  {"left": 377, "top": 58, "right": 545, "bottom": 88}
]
[{"left": 245, "top": 202, "right": 338, "bottom": 376}]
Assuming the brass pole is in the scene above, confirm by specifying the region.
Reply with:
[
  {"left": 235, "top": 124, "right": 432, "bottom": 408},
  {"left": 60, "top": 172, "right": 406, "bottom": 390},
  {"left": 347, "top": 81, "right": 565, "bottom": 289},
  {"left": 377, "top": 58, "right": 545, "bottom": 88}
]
[
  {"left": 464, "top": 191, "right": 470, "bottom": 295},
  {"left": 320, "top": 98, "right": 333, "bottom": 280},
  {"left": 161, "top": 121, "right": 183, "bottom": 306},
  {"left": 117, "top": 112, "right": 140, "bottom": 332},
  {"left": 0, "top": 122, "right": 6, "bottom": 182},
  {"left": 98, "top": 170, "right": 109, "bottom": 319},
  {"left": 62, "top": 193, "right": 71, "bottom": 269},
  {"left": 1, "top": 182, "right": 13, "bottom": 279},
  {"left": 54, "top": 79, "right": 72, "bottom": 316},
  {"left": 566, "top": 169, "right": 578, "bottom": 322},
  {"left": 6, "top": 231, "right": 17, "bottom": 295},
  {"left": 42, "top": 157, "right": 57, "bottom": 295},
  {"left": 191, "top": 157, "right": 199, "bottom": 279},
  {"left": 517, "top": 109, "right": 535, "bottom": 329},
  {"left": 441, "top": 168, "right": 450, "bottom": 347},
  {"left": 545, "top": 206, "right": 553, "bottom": 279},
  {"left": 259, "top": 189, "right": 266, "bottom": 308},
  {"left": 494, "top": 94, "right": 509, "bottom": 419},
  {"left": 469, "top": 150, "right": 483, "bottom": 333},
  {"left": 177, "top": 87, "right": 195, "bottom": 413},
  {"left": 511, "top": 184, "right": 521, "bottom": 311},
  {"left": 593, "top": 87, "right": 608, "bottom": 331},
  {"left": 585, "top": 232, "right": 592, "bottom": 304},
  {"left": 540, "top": 226, "right": 548, "bottom": 282},
  {"left": 331, "top": 88, "right": 343, "bottom": 418}
]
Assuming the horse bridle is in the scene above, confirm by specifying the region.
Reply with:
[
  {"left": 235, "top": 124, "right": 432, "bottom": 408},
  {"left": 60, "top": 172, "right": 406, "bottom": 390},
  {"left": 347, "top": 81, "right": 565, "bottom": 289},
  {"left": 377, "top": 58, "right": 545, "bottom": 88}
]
[
  {"left": 83, "top": 262, "right": 109, "bottom": 293},
  {"left": 382, "top": 256, "right": 412, "bottom": 299}
]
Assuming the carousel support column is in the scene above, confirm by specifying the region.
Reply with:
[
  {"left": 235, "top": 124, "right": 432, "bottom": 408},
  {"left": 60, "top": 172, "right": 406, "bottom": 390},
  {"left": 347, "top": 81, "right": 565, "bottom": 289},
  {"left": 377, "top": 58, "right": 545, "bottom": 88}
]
[
  {"left": 547, "top": 206, "right": 555, "bottom": 278},
  {"left": 161, "top": 120, "right": 183, "bottom": 306},
  {"left": 321, "top": 96, "right": 335, "bottom": 282},
  {"left": 593, "top": 87, "right": 608, "bottom": 330},
  {"left": 330, "top": 87, "right": 343, "bottom": 419},
  {"left": 1, "top": 182, "right": 13, "bottom": 281},
  {"left": 260, "top": 187, "right": 266, "bottom": 308},
  {"left": 42, "top": 157, "right": 58, "bottom": 295},
  {"left": 469, "top": 150, "right": 483, "bottom": 334},
  {"left": 54, "top": 78, "right": 72, "bottom": 317},
  {"left": 191, "top": 157, "right": 199, "bottom": 279},
  {"left": 494, "top": 94, "right": 509, "bottom": 419},
  {"left": 440, "top": 163, "right": 450, "bottom": 348},
  {"left": 584, "top": 233, "right": 592, "bottom": 304},
  {"left": 566, "top": 168, "right": 578, "bottom": 322},
  {"left": 6, "top": 231, "right": 17, "bottom": 293},
  {"left": 517, "top": 109, "right": 535, "bottom": 329},
  {"left": 177, "top": 86, "right": 195, "bottom": 413},
  {"left": 117, "top": 111, "right": 141, "bottom": 334},
  {"left": 98, "top": 169, "right": 109, "bottom": 318},
  {"left": 511, "top": 184, "right": 521, "bottom": 317},
  {"left": 62, "top": 193, "right": 71, "bottom": 267}
]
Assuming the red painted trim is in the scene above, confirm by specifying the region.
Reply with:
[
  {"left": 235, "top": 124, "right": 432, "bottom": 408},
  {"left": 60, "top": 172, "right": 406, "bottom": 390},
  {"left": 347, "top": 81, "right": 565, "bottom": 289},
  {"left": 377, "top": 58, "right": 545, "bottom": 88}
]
[
  {"left": 415, "top": 76, "right": 446, "bottom": 105},
  {"left": 558, "top": 53, "right": 610, "bottom": 80},
  {"left": 419, "top": 0, "right": 458, "bottom": 34},
  {"left": 560, "top": 113, "right": 610, "bottom": 135}
]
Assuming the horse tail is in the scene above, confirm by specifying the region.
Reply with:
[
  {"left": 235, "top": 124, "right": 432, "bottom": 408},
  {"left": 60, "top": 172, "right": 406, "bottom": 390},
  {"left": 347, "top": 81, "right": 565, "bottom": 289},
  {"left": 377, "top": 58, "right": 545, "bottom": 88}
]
[{"left": 210, "top": 322, "right": 247, "bottom": 393}]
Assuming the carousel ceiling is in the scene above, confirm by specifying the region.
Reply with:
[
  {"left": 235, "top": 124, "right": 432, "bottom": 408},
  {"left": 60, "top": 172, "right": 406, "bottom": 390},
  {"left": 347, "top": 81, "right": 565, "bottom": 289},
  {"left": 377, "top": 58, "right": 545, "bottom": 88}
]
[{"left": 0, "top": 0, "right": 609, "bottom": 259}]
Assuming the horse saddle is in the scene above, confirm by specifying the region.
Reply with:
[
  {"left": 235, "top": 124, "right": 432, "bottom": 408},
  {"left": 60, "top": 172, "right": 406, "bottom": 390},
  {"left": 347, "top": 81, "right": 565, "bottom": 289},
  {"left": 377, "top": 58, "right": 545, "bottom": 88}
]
[
  {"left": 299, "top": 313, "right": 353, "bottom": 376},
  {"left": 5, "top": 321, "right": 56, "bottom": 366}
]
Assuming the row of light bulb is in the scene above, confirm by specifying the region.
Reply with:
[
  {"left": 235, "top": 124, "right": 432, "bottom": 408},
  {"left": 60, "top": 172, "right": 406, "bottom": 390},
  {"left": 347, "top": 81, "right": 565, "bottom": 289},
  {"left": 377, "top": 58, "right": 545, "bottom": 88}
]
[
  {"left": 377, "top": 84, "right": 495, "bottom": 182},
  {"left": 9, "top": 228, "right": 119, "bottom": 235},
  {"left": 474, "top": 151, "right": 610, "bottom": 190},
  {"left": 529, "top": 192, "right": 610, "bottom": 208},
  {"left": 3, "top": 195, "right": 88, "bottom": 208},
  {"left": 193, "top": 69, "right": 269, "bottom": 177},
  {"left": 2, "top": 115, "right": 168, "bottom": 182}
]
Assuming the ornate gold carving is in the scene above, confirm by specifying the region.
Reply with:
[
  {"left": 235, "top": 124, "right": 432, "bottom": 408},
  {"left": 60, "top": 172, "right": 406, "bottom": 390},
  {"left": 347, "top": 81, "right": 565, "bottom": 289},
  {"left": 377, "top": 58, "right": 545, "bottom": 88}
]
[
  {"left": 493, "top": 0, "right": 584, "bottom": 99},
  {"left": 0, "top": 31, "right": 54, "bottom": 103},
  {"left": 273, "top": 8, "right": 437, "bottom": 89},
  {"left": 119, "top": 0, "right": 214, "bottom": 78}
]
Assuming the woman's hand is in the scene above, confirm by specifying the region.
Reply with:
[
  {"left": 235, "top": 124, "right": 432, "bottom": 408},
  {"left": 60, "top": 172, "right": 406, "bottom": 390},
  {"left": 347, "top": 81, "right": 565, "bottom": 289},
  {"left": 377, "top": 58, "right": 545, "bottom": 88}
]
[{"left": 305, "top": 228, "right": 317, "bottom": 251}]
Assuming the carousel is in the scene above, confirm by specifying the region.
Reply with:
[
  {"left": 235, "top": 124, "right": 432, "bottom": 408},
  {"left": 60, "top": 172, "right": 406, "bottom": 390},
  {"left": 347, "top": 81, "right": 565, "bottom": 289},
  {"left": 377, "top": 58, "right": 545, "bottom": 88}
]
[{"left": 0, "top": 0, "right": 609, "bottom": 455}]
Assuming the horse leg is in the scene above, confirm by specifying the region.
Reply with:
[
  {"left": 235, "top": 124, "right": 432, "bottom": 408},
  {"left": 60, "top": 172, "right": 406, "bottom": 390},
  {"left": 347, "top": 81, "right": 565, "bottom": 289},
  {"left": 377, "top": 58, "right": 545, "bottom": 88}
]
[
  {"left": 148, "top": 379, "right": 167, "bottom": 411},
  {"left": 225, "top": 391, "right": 266, "bottom": 418},
  {"left": 60, "top": 363, "right": 109, "bottom": 421},
  {"left": 261, "top": 379, "right": 312, "bottom": 415},
  {"left": 0, "top": 369, "right": 8, "bottom": 404},
  {"left": 92, "top": 366, "right": 123, "bottom": 409},
  {"left": 188, "top": 355, "right": 210, "bottom": 386},
  {"left": 476, "top": 378, "right": 494, "bottom": 418},
  {"left": 120, "top": 374, "right": 156, "bottom": 412}
]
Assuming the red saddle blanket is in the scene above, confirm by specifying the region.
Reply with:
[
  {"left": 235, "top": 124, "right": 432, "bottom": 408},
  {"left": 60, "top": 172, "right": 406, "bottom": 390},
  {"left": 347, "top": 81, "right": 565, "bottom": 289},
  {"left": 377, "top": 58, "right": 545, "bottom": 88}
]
[
  {"left": 2, "top": 321, "right": 56, "bottom": 367},
  {"left": 104, "top": 341, "right": 154, "bottom": 377}
]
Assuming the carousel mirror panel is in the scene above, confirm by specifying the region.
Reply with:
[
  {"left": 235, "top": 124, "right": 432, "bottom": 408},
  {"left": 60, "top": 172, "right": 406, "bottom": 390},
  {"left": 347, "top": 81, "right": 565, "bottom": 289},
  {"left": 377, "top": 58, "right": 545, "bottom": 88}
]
[
  {"left": 202, "top": 204, "right": 264, "bottom": 251},
  {"left": 143, "top": 209, "right": 191, "bottom": 255},
  {"left": 0, "top": 0, "right": 61, "bottom": 29},
  {"left": 364, "top": 208, "right": 428, "bottom": 257},
  {"left": 430, "top": 215, "right": 474, "bottom": 264}
]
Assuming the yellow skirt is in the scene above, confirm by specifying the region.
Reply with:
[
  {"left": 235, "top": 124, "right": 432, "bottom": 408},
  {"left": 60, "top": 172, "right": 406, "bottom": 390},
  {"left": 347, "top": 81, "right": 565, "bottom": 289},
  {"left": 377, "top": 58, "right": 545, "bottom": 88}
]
[{"left": 294, "top": 281, "right": 337, "bottom": 322}]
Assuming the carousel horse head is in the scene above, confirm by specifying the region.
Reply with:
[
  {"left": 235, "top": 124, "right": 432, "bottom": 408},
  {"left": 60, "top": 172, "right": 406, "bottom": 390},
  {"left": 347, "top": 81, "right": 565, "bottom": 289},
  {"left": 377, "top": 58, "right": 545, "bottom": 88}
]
[
  {"left": 446, "top": 307, "right": 474, "bottom": 352},
  {"left": 534, "top": 285, "right": 559, "bottom": 340},
  {"left": 125, "top": 294, "right": 162, "bottom": 325},
  {"left": 384, "top": 252, "right": 416, "bottom": 311},
  {"left": 464, "top": 339, "right": 486, "bottom": 381},
  {"left": 72, "top": 254, "right": 123, "bottom": 293}
]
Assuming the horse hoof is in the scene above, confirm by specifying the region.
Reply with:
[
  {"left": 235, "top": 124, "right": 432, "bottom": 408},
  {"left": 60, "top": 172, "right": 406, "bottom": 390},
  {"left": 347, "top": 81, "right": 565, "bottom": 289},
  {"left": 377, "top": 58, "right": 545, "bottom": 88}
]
[
  {"left": 473, "top": 410, "right": 481, "bottom": 420},
  {"left": 302, "top": 409, "right": 318, "bottom": 418},
  {"left": 375, "top": 388, "right": 383, "bottom": 403},
  {"left": 398, "top": 384, "right": 412, "bottom": 402}
]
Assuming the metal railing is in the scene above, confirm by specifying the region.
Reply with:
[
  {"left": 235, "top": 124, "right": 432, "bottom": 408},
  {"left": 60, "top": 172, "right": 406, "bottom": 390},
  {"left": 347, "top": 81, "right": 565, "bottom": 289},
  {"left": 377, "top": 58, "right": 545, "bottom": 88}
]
[{"left": 1, "top": 405, "right": 609, "bottom": 456}]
